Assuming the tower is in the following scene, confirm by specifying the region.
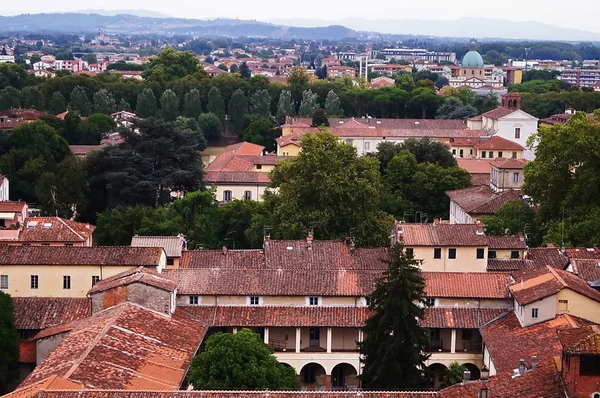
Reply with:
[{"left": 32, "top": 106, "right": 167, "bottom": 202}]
[{"left": 502, "top": 93, "right": 521, "bottom": 110}]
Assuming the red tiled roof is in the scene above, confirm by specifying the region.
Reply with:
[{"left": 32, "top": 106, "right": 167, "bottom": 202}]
[
  {"left": 0, "top": 246, "right": 164, "bottom": 267},
  {"left": 0, "top": 201, "right": 27, "bottom": 212},
  {"left": 558, "top": 325, "right": 600, "bottom": 355},
  {"left": 456, "top": 158, "right": 492, "bottom": 174},
  {"left": 420, "top": 307, "right": 508, "bottom": 329},
  {"left": 571, "top": 259, "right": 600, "bottom": 282},
  {"left": 470, "top": 173, "right": 490, "bottom": 186},
  {"left": 563, "top": 247, "right": 600, "bottom": 259},
  {"left": 3, "top": 376, "right": 81, "bottom": 398},
  {"left": 397, "top": 223, "right": 489, "bottom": 246},
  {"left": 446, "top": 186, "right": 523, "bottom": 214},
  {"left": 20, "top": 302, "right": 207, "bottom": 391},
  {"left": 0, "top": 108, "right": 46, "bottom": 120},
  {"left": 489, "top": 158, "right": 527, "bottom": 169},
  {"left": 69, "top": 145, "right": 104, "bottom": 156},
  {"left": 476, "top": 136, "right": 524, "bottom": 151},
  {"left": 19, "top": 340, "right": 37, "bottom": 363},
  {"left": 12, "top": 297, "right": 90, "bottom": 330},
  {"left": 19, "top": 217, "right": 95, "bottom": 243},
  {"left": 486, "top": 235, "right": 527, "bottom": 249},
  {"left": 35, "top": 391, "right": 439, "bottom": 398},
  {"left": 180, "top": 249, "right": 265, "bottom": 269},
  {"left": 481, "top": 107, "right": 516, "bottom": 120},
  {"left": 204, "top": 171, "right": 271, "bottom": 184},
  {"left": 487, "top": 259, "right": 532, "bottom": 271},
  {"left": 526, "top": 247, "right": 569, "bottom": 270},
  {"left": 88, "top": 266, "right": 178, "bottom": 295},
  {"left": 423, "top": 272, "right": 512, "bottom": 298},
  {"left": 287, "top": 117, "right": 466, "bottom": 130}
]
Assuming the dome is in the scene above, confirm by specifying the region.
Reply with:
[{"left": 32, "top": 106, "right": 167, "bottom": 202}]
[
  {"left": 443, "top": 66, "right": 452, "bottom": 73},
  {"left": 461, "top": 40, "right": 484, "bottom": 68},
  {"left": 493, "top": 67, "right": 503, "bottom": 74}
]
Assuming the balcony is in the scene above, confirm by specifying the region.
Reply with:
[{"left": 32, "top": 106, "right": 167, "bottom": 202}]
[{"left": 426, "top": 328, "right": 483, "bottom": 354}]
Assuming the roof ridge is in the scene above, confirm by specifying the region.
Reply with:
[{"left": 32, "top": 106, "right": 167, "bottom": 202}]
[
  {"left": 547, "top": 265, "right": 568, "bottom": 288},
  {"left": 56, "top": 217, "right": 86, "bottom": 241}
]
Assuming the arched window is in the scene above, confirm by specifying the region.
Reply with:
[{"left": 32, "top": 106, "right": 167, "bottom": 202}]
[
  {"left": 223, "top": 190, "right": 232, "bottom": 203},
  {"left": 244, "top": 190, "right": 252, "bottom": 200}
]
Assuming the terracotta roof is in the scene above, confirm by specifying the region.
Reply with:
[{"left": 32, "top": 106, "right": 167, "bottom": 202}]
[
  {"left": 571, "top": 259, "right": 600, "bottom": 283},
  {"left": 180, "top": 249, "right": 265, "bottom": 269},
  {"left": 509, "top": 265, "right": 600, "bottom": 305},
  {"left": 489, "top": 158, "right": 527, "bottom": 169},
  {"left": 446, "top": 186, "right": 523, "bottom": 214},
  {"left": 35, "top": 391, "right": 438, "bottom": 398},
  {"left": 0, "top": 108, "right": 46, "bottom": 120},
  {"left": 287, "top": 117, "right": 466, "bottom": 130},
  {"left": 19, "top": 217, "right": 95, "bottom": 243},
  {"left": 423, "top": 272, "right": 511, "bottom": 298},
  {"left": 558, "top": 325, "right": 600, "bottom": 355},
  {"left": 487, "top": 259, "right": 532, "bottom": 271},
  {"left": 486, "top": 235, "right": 527, "bottom": 249},
  {"left": 0, "top": 201, "right": 27, "bottom": 212},
  {"left": 476, "top": 136, "right": 524, "bottom": 151},
  {"left": 69, "top": 145, "right": 104, "bottom": 156},
  {"left": 470, "top": 173, "right": 490, "bottom": 186},
  {"left": 526, "top": 247, "right": 569, "bottom": 270},
  {"left": 223, "top": 141, "right": 264, "bottom": 156},
  {"left": 456, "top": 158, "right": 491, "bottom": 174},
  {"left": 276, "top": 131, "right": 303, "bottom": 147},
  {"left": 20, "top": 302, "right": 207, "bottom": 391},
  {"left": 130, "top": 235, "right": 185, "bottom": 257},
  {"left": 397, "top": 223, "right": 489, "bottom": 246},
  {"left": 0, "top": 246, "right": 164, "bottom": 267},
  {"left": 88, "top": 266, "right": 178, "bottom": 295},
  {"left": 204, "top": 171, "right": 271, "bottom": 184},
  {"left": 563, "top": 247, "right": 600, "bottom": 259},
  {"left": 3, "top": 376, "right": 81, "bottom": 398},
  {"left": 12, "top": 297, "right": 91, "bottom": 330},
  {"left": 181, "top": 305, "right": 369, "bottom": 327},
  {"left": 481, "top": 107, "right": 516, "bottom": 120},
  {"left": 20, "top": 340, "right": 37, "bottom": 363},
  {"left": 420, "top": 307, "right": 508, "bottom": 329}
]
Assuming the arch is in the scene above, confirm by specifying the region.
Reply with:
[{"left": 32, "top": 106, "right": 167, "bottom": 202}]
[
  {"left": 427, "top": 363, "right": 448, "bottom": 390},
  {"left": 300, "top": 362, "right": 326, "bottom": 385},
  {"left": 331, "top": 363, "right": 358, "bottom": 390},
  {"left": 462, "top": 363, "right": 481, "bottom": 380}
]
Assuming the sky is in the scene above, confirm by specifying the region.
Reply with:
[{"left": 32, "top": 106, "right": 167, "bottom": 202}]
[{"left": 1, "top": 0, "right": 600, "bottom": 33}]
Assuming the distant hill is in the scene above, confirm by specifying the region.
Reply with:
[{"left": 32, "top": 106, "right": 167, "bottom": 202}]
[{"left": 72, "top": 9, "right": 173, "bottom": 18}]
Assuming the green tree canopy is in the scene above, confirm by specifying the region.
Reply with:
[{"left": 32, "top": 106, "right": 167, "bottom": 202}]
[
  {"left": 69, "top": 86, "right": 91, "bottom": 116},
  {"left": 93, "top": 88, "right": 117, "bottom": 115},
  {"left": 249, "top": 89, "right": 272, "bottom": 119},
  {"left": 484, "top": 200, "right": 536, "bottom": 238},
  {"left": 275, "top": 90, "right": 294, "bottom": 125},
  {"left": 311, "top": 108, "right": 329, "bottom": 127},
  {"left": 358, "top": 242, "right": 429, "bottom": 389},
  {"left": 187, "top": 329, "right": 300, "bottom": 390},
  {"left": 118, "top": 98, "right": 132, "bottom": 112},
  {"left": 444, "top": 362, "right": 467, "bottom": 387},
  {"left": 228, "top": 89, "right": 248, "bottom": 135},
  {"left": 198, "top": 112, "right": 223, "bottom": 141},
  {"left": 136, "top": 88, "right": 158, "bottom": 118},
  {"left": 48, "top": 91, "right": 67, "bottom": 115},
  {"left": 0, "top": 86, "right": 20, "bottom": 110},
  {"left": 183, "top": 88, "right": 202, "bottom": 118},
  {"left": 160, "top": 89, "right": 180, "bottom": 121},
  {"left": 24, "top": 86, "right": 45, "bottom": 110},
  {"left": 207, "top": 86, "right": 225, "bottom": 119},
  {"left": 242, "top": 118, "right": 274, "bottom": 151},
  {"left": 298, "top": 89, "right": 319, "bottom": 117},
  {"left": 239, "top": 62, "right": 251, "bottom": 79},
  {"left": 324, "top": 90, "right": 342, "bottom": 117},
  {"left": 142, "top": 47, "right": 206, "bottom": 83},
  {"left": 0, "top": 292, "right": 19, "bottom": 394}
]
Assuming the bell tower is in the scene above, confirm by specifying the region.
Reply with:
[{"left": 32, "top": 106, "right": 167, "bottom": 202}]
[{"left": 502, "top": 93, "right": 521, "bottom": 110}]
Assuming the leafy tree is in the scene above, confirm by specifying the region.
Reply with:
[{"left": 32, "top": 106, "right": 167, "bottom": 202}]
[
  {"left": 82, "top": 53, "right": 98, "bottom": 64},
  {"left": 198, "top": 112, "right": 223, "bottom": 141},
  {"left": 358, "top": 242, "right": 429, "bottom": 389},
  {"left": 437, "top": 97, "right": 478, "bottom": 120},
  {"left": 298, "top": 89, "right": 319, "bottom": 117},
  {"left": 444, "top": 362, "right": 467, "bottom": 387},
  {"left": 275, "top": 90, "right": 294, "bottom": 124},
  {"left": 243, "top": 118, "right": 274, "bottom": 150},
  {"left": 484, "top": 200, "right": 536, "bottom": 239},
  {"left": 24, "top": 86, "right": 45, "bottom": 110},
  {"left": 229, "top": 64, "right": 239, "bottom": 74},
  {"left": 187, "top": 329, "right": 300, "bottom": 390},
  {"left": 324, "top": 90, "right": 342, "bottom": 117},
  {"left": 395, "top": 74, "right": 416, "bottom": 92},
  {"left": 69, "top": 86, "right": 91, "bottom": 116},
  {"left": 93, "top": 88, "right": 117, "bottom": 115},
  {"left": 435, "top": 76, "right": 449, "bottom": 89},
  {"left": 175, "top": 117, "right": 207, "bottom": 151},
  {"left": 0, "top": 63, "right": 28, "bottom": 90},
  {"left": 228, "top": 89, "right": 248, "bottom": 135},
  {"left": 249, "top": 89, "right": 272, "bottom": 119},
  {"left": 183, "top": 88, "right": 202, "bottom": 118},
  {"left": 48, "top": 92, "right": 67, "bottom": 115},
  {"left": 0, "top": 292, "right": 19, "bottom": 394},
  {"left": 136, "top": 88, "right": 158, "bottom": 118},
  {"left": 311, "top": 108, "right": 329, "bottom": 127},
  {"left": 255, "top": 129, "right": 394, "bottom": 247},
  {"left": 142, "top": 47, "right": 206, "bottom": 83},
  {"left": 118, "top": 98, "right": 132, "bottom": 112},
  {"left": 408, "top": 87, "right": 442, "bottom": 119},
  {"left": 484, "top": 50, "right": 507, "bottom": 66},
  {"left": 219, "top": 199, "right": 262, "bottom": 249},
  {"left": 0, "top": 86, "right": 20, "bottom": 110},
  {"left": 207, "top": 86, "right": 225, "bottom": 119},
  {"left": 287, "top": 66, "right": 310, "bottom": 87},
  {"left": 239, "top": 61, "right": 251, "bottom": 79},
  {"left": 401, "top": 138, "right": 457, "bottom": 168},
  {"left": 160, "top": 89, "right": 180, "bottom": 121}
]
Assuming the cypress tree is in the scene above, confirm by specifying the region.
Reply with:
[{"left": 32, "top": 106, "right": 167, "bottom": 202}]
[
  {"left": 0, "top": 292, "right": 19, "bottom": 394},
  {"left": 136, "top": 88, "right": 158, "bottom": 118},
  {"left": 160, "top": 89, "right": 180, "bottom": 121},
  {"left": 207, "top": 86, "right": 225, "bottom": 119},
  {"left": 183, "top": 88, "right": 202, "bottom": 118},
  {"left": 228, "top": 89, "right": 247, "bottom": 135},
  {"left": 275, "top": 90, "right": 294, "bottom": 125},
  {"left": 24, "top": 86, "right": 45, "bottom": 110},
  {"left": 325, "top": 90, "right": 342, "bottom": 117},
  {"left": 118, "top": 98, "right": 132, "bottom": 112},
  {"left": 311, "top": 108, "right": 329, "bottom": 127},
  {"left": 93, "top": 88, "right": 117, "bottom": 115},
  {"left": 249, "top": 89, "right": 271, "bottom": 119},
  {"left": 69, "top": 86, "right": 91, "bottom": 116},
  {"left": 0, "top": 86, "right": 20, "bottom": 111},
  {"left": 48, "top": 92, "right": 67, "bottom": 115},
  {"left": 298, "top": 89, "right": 319, "bottom": 117},
  {"left": 358, "top": 242, "right": 429, "bottom": 389}
]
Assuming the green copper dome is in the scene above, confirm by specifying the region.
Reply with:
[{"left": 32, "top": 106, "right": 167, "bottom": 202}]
[{"left": 462, "top": 40, "right": 484, "bottom": 68}]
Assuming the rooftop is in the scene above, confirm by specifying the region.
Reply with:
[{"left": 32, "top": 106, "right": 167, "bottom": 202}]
[
  {"left": 12, "top": 297, "right": 90, "bottom": 330},
  {"left": 446, "top": 186, "right": 523, "bottom": 214},
  {"left": 130, "top": 235, "right": 185, "bottom": 258},
  {"left": 88, "top": 266, "right": 178, "bottom": 295},
  {"left": 19, "top": 217, "right": 95, "bottom": 243},
  {"left": 423, "top": 272, "right": 512, "bottom": 299},
  {"left": 396, "top": 223, "right": 488, "bottom": 246}
]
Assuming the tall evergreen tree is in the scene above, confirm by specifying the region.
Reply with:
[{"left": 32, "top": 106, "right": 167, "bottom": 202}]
[
  {"left": 136, "top": 88, "right": 158, "bottom": 118},
  {"left": 24, "top": 86, "right": 45, "bottom": 110},
  {"left": 249, "top": 89, "right": 271, "bottom": 119},
  {"left": 198, "top": 112, "right": 223, "bottom": 141},
  {"left": 358, "top": 242, "right": 429, "bottom": 389},
  {"left": 311, "top": 108, "right": 329, "bottom": 127},
  {"left": 0, "top": 86, "right": 20, "bottom": 111},
  {"left": 239, "top": 61, "right": 251, "bottom": 79},
  {"left": 298, "top": 89, "right": 319, "bottom": 117},
  {"left": 325, "top": 90, "right": 342, "bottom": 117},
  {"left": 207, "top": 86, "right": 225, "bottom": 119},
  {"left": 118, "top": 98, "right": 132, "bottom": 112},
  {"left": 183, "top": 88, "right": 202, "bottom": 118},
  {"left": 275, "top": 90, "right": 294, "bottom": 124},
  {"left": 0, "top": 292, "right": 19, "bottom": 394},
  {"left": 48, "top": 92, "right": 67, "bottom": 115},
  {"left": 93, "top": 88, "right": 117, "bottom": 115},
  {"left": 69, "top": 86, "right": 91, "bottom": 116},
  {"left": 160, "top": 89, "right": 180, "bottom": 121},
  {"left": 228, "top": 89, "right": 248, "bottom": 135}
]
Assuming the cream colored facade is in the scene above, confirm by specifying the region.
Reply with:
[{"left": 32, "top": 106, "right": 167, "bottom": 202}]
[
  {"left": 178, "top": 295, "right": 366, "bottom": 307},
  {"left": 514, "top": 289, "right": 600, "bottom": 327},
  {"left": 490, "top": 165, "right": 524, "bottom": 191},
  {"left": 211, "top": 183, "right": 269, "bottom": 203},
  {"left": 408, "top": 246, "right": 488, "bottom": 272}
]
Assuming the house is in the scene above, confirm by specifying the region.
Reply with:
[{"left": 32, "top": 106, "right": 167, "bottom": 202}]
[
  {"left": 327, "top": 65, "right": 357, "bottom": 79},
  {"left": 0, "top": 108, "right": 46, "bottom": 130},
  {"left": 447, "top": 186, "right": 525, "bottom": 224},
  {"left": 0, "top": 245, "right": 166, "bottom": 298},
  {"left": 447, "top": 135, "right": 525, "bottom": 160},
  {"left": 456, "top": 158, "right": 493, "bottom": 186},
  {"left": 558, "top": 325, "right": 600, "bottom": 397},
  {"left": 204, "top": 142, "right": 285, "bottom": 202},
  {"left": 369, "top": 76, "right": 395, "bottom": 89},
  {"left": 131, "top": 235, "right": 187, "bottom": 268},
  {"left": 489, "top": 158, "right": 527, "bottom": 192},
  {"left": 0, "top": 174, "right": 8, "bottom": 201}
]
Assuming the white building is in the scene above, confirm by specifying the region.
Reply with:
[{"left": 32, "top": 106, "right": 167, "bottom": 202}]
[
  {"left": 0, "top": 55, "right": 15, "bottom": 63},
  {"left": 0, "top": 174, "right": 8, "bottom": 201}
]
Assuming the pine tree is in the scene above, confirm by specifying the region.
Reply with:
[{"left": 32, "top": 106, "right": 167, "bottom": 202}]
[
  {"left": 0, "top": 86, "right": 20, "bottom": 111},
  {"left": 275, "top": 90, "right": 294, "bottom": 125},
  {"left": 228, "top": 89, "right": 247, "bottom": 135},
  {"left": 249, "top": 89, "right": 271, "bottom": 119},
  {"left": 24, "top": 86, "right": 45, "bottom": 110},
  {"left": 239, "top": 62, "right": 251, "bottom": 79},
  {"left": 118, "top": 98, "right": 132, "bottom": 112},
  {"left": 311, "top": 108, "right": 329, "bottom": 127},
  {"left": 207, "top": 86, "right": 225, "bottom": 119},
  {"left": 136, "top": 88, "right": 158, "bottom": 118},
  {"left": 160, "top": 89, "right": 180, "bottom": 121},
  {"left": 47, "top": 92, "right": 67, "bottom": 115},
  {"left": 93, "top": 88, "right": 117, "bottom": 115},
  {"left": 298, "top": 89, "right": 319, "bottom": 117},
  {"left": 69, "top": 86, "right": 91, "bottom": 116},
  {"left": 358, "top": 242, "right": 429, "bottom": 389},
  {"left": 325, "top": 90, "right": 342, "bottom": 117},
  {"left": 183, "top": 88, "right": 202, "bottom": 118},
  {"left": 0, "top": 292, "right": 19, "bottom": 394}
]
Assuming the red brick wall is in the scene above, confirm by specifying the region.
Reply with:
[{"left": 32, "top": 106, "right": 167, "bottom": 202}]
[{"left": 562, "top": 354, "right": 600, "bottom": 397}]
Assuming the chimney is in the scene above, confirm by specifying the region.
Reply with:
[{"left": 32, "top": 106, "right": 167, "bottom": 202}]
[
  {"left": 531, "top": 356, "right": 537, "bottom": 370},
  {"left": 433, "top": 218, "right": 440, "bottom": 224},
  {"left": 221, "top": 245, "right": 228, "bottom": 256},
  {"left": 463, "top": 370, "right": 471, "bottom": 383},
  {"left": 518, "top": 231, "right": 525, "bottom": 242},
  {"left": 518, "top": 359, "right": 526, "bottom": 376}
]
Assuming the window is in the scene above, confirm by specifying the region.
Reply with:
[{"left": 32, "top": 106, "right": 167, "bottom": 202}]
[
  {"left": 91, "top": 276, "right": 100, "bottom": 286},
  {"left": 364, "top": 142, "right": 370, "bottom": 151},
  {"left": 459, "top": 149, "right": 464, "bottom": 158},
  {"left": 424, "top": 298, "right": 435, "bottom": 307},
  {"left": 513, "top": 172, "right": 520, "bottom": 183},
  {"left": 244, "top": 190, "right": 252, "bottom": 200},
  {"left": 189, "top": 296, "right": 199, "bottom": 305},
  {"left": 449, "top": 248, "right": 457, "bottom": 259},
  {"left": 31, "top": 275, "right": 38, "bottom": 289},
  {"left": 481, "top": 151, "right": 486, "bottom": 159},
  {"left": 249, "top": 296, "right": 260, "bottom": 305},
  {"left": 63, "top": 275, "right": 71, "bottom": 290},
  {"left": 531, "top": 308, "right": 539, "bottom": 318},
  {"left": 166, "top": 258, "right": 175, "bottom": 266},
  {"left": 434, "top": 248, "right": 442, "bottom": 259},
  {"left": 470, "top": 149, "right": 473, "bottom": 156},
  {"left": 405, "top": 248, "right": 414, "bottom": 257},
  {"left": 511, "top": 250, "right": 520, "bottom": 259},
  {"left": 488, "top": 250, "right": 497, "bottom": 259},
  {"left": 0, "top": 275, "right": 7, "bottom": 289},
  {"left": 462, "top": 329, "right": 473, "bottom": 341},
  {"left": 223, "top": 190, "right": 232, "bottom": 203},
  {"left": 580, "top": 355, "right": 600, "bottom": 376},
  {"left": 488, "top": 152, "right": 493, "bottom": 158},
  {"left": 256, "top": 164, "right": 262, "bottom": 170},
  {"left": 514, "top": 127, "right": 521, "bottom": 139},
  {"left": 452, "top": 149, "right": 456, "bottom": 155},
  {"left": 64, "top": 243, "right": 73, "bottom": 246},
  {"left": 308, "top": 296, "right": 320, "bottom": 306},
  {"left": 498, "top": 151, "right": 503, "bottom": 158},
  {"left": 558, "top": 299, "right": 568, "bottom": 312},
  {"left": 430, "top": 329, "right": 440, "bottom": 341},
  {"left": 476, "top": 248, "right": 485, "bottom": 259},
  {"left": 512, "top": 151, "right": 517, "bottom": 158},
  {"left": 41, "top": 243, "right": 50, "bottom": 246}
]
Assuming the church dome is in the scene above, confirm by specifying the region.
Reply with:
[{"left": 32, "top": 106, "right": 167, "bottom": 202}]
[
  {"left": 443, "top": 66, "right": 452, "bottom": 73},
  {"left": 462, "top": 41, "right": 484, "bottom": 68}
]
